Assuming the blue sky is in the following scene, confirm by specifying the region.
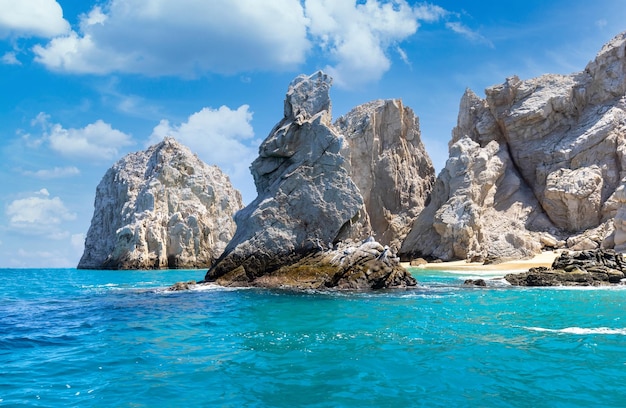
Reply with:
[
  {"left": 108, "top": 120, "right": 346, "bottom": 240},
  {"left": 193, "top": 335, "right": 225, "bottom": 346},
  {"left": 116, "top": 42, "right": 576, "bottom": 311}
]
[{"left": 0, "top": 0, "right": 624, "bottom": 268}]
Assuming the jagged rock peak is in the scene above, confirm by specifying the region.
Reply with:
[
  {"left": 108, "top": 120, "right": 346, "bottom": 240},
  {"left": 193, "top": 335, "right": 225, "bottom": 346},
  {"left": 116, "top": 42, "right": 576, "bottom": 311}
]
[
  {"left": 401, "top": 31, "right": 626, "bottom": 263},
  {"left": 284, "top": 70, "right": 333, "bottom": 122},
  {"left": 205, "top": 72, "right": 424, "bottom": 289},
  {"left": 78, "top": 137, "right": 243, "bottom": 270},
  {"left": 335, "top": 99, "right": 435, "bottom": 249}
]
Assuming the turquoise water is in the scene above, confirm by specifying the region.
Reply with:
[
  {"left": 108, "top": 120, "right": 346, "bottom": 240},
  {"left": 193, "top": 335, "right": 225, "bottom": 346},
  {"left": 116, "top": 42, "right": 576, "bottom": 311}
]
[{"left": 2, "top": 268, "right": 626, "bottom": 407}]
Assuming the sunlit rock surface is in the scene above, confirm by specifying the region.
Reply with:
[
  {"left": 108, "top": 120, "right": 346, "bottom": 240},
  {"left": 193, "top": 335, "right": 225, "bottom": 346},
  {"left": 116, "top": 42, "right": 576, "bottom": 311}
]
[
  {"left": 78, "top": 138, "right": 243, "bottom": 269},
  {"left": 401, "top": 31, "right": 626, "bottom": 262}
]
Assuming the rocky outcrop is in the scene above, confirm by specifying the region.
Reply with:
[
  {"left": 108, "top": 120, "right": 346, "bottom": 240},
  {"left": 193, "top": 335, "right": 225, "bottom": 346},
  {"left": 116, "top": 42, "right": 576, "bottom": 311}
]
[
  {"left": 505, "top": 249, "right": 626, "bottom": 286},
  {"left": 208, "top": 239, "right": 414, "bottom": 290},
  {"left": 335, "top": 99, "right": 435, "bottom": 249},
  {"left": 78, "top": 138, "right": 243, "bottom": 269},
  {"left": 401, "top": 31, "right": 626, "bottom": 262},
  {"left": 204, "top": 71, "right": 428, "bottom": 289}
]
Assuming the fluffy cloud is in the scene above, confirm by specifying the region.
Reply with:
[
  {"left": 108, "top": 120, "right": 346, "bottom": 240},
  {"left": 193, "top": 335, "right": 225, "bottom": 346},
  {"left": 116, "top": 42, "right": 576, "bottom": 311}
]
[
  {"left": 28, "top": 0, "right": 483, "bottom": 88},
  {"left": 147, "top": 105, "right": 258, "bottom": 202},
  {"left": 0, "top": 0, "right": 70, "bottom": 38},
  {"left": 34, "top": 0, "right": 310, "bottom": 76},
  {"left": 305, "top": 0, "right": 447, "bottom": 87},
  {"left": 30, "top": 113, "right": 134, "bottom": 161},
  {"left": 6, "top": 188, "right": 76, "bottom": 239}
]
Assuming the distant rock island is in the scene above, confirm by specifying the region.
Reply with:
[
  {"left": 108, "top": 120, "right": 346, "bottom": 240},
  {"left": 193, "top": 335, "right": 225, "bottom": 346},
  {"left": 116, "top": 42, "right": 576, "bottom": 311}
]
[{"left": 78, "top": 138, "right": 243, "bottom": 269}]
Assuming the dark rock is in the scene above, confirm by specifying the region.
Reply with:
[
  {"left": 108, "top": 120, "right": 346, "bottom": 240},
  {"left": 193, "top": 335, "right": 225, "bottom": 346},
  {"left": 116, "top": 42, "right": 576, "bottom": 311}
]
[
  {"left": 506, "top": 249, "right": 625, "bottom": 286},
  {"left": 168, "top": 280, "right": 196, "bottom": 291},
  {"left": 410, "top": 258, "right": 428, "bottom": 266},
  {"left": 464, "top": 279, "right": 487, "bottom": 287},
  {"left": 215, "top": 240, "right": 417, "bottom": 290}
]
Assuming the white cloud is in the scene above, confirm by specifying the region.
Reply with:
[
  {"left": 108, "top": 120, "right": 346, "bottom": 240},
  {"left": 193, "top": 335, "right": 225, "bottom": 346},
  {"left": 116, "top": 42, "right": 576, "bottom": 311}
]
[
  {"left": 22, "top": 166, "right": 81, "bottom": 179},
  {"left": 1, "top": 51, "right": 20, "bottom": 65},
  {"left": 0, "top": 0, "right": 70, "bottom": 38},
  {"left": 445, "top": 21, "right": 493, "bottom": 47},
  {"left": 33, "top": 0, "right": 310, "bottom": 76},
  {"left": 147, "top": 105, "right": 258, "bottom": 202},
  {"left": 305, "top": 0, "right": 447, "bottom": 88},
  {"left": 48, "top": 120, "right": 133, "bottom": 160},
  {"left": 6, "top": 189, "right": 76, "bottom": 239},
  {"left": 30, "top": 113, "right": 134, "bottom": 161},
  {"left": 28, "top": 0, "right": 488, "bottom": 88}
]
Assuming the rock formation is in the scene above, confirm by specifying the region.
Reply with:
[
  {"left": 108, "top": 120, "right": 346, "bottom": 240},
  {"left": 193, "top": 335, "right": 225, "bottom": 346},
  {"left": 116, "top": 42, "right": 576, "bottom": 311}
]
[
  {"left": 401, "top": 31, "right": 626, "bottom": 262},
  {"left": 505, "top": 249, "right": 626, "bottom": 286},
  {"left": 204, "top": 71, "right": 433, "bottom": 289},
  {"left": 78, "top": 137, "right": 243, "bottom": 269},
  {"left": 335, "top": 99, "right": 435, "bottom": 249}
]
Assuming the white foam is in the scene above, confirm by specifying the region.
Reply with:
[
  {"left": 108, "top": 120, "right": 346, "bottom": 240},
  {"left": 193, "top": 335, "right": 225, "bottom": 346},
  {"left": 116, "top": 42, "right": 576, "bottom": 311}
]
[{"left": 525, "top": 326, "right": 626, "bottom": 335}]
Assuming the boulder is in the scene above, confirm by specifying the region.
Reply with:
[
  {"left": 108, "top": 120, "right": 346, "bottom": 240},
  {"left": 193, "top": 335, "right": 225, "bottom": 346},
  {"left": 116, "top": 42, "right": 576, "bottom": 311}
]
[
  {"left": 401, "top": 31, "right": 626, "bottom": 262},
  {"left": 78, "top": 137, "right": 243, "bottom": 269},
  {"left": 204, "top": 71, "right": 427, "bottom": 289},
  {"left": 505, "top": 249, "right": 626, "bottom": 286}
]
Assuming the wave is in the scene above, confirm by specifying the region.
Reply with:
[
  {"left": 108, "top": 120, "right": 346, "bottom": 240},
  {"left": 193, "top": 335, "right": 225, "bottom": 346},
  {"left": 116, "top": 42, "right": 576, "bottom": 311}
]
[{"left": 525, "top": 326, "right": 626, "bottom": 335}]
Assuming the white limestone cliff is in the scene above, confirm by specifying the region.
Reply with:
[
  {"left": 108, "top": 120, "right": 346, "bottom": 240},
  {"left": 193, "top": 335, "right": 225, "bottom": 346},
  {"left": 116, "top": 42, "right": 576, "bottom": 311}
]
[
  {"left": 401, "top": 31, "right": 626, "bottom": 262},
  {"left": 78, "top": 138, "right": 243, "bottom": 269}
]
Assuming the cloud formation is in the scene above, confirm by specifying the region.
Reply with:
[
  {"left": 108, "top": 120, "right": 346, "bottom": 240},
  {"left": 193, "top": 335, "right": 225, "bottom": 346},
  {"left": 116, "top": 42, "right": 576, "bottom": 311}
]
[
  {"left": 147, "top": 105, "right": 258, "bottom": 202},
  {"left": 29, "top": 113, "right": 134, "bottom": 161},
  {"left": 34, "top": 0, "right": 310, "bottom": 76},
  {"left": 445, "top": 21, "right": 492, "bottom": 47},
  {"left": 0, "top": 0, "right": 69, "bottom": 38},
  {"left": 29, "top": 0, "right": 474, "bottom": 88},
  {"left": 22, "top": 166, "right": 81, "bottom": 179},
  {"left": 1, "top": 51, "right": 20, "bottom": 65},
  {"left": 305, "top": 0, "right": 447, "bottom": 86},
  {"left": 6, "top": 188, "right": 76, "bottom": 239}
]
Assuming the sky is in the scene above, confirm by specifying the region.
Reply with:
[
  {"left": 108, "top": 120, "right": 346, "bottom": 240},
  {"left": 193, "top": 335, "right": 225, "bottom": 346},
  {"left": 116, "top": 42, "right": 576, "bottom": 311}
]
[{"left": 0, "top": 0, "right": 624, "bottom": 268}]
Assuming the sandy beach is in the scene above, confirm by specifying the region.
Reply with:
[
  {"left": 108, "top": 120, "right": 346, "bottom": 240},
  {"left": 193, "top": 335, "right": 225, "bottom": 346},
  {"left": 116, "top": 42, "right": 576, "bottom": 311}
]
[{"left": 402, "top": 251, "right": 560, "bottom": 277}]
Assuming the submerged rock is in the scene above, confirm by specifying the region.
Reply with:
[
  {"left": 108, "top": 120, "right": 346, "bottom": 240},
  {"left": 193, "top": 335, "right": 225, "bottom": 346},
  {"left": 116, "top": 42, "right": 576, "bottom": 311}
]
[
  {"left": 204, "top": 71, "right": 427, "bottom": 289},
  {"left": 401, "top": 31, "right": 626, "bottom": 262},
  {"left": 78, "top": 138, "right": 243, "bottom": 270}
]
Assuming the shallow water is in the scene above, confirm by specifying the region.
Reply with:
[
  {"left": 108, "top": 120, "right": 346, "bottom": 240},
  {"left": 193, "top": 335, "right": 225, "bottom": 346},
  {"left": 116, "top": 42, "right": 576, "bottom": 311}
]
[{"left": 1, "top": 268, "right": 626, "bottom": 407}]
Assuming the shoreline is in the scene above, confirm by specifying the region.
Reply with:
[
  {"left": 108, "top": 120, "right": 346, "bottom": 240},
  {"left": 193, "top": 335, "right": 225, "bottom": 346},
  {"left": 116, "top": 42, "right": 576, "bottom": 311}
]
[{"left": 401, "top": 251, "right": 560, "bottom": 277}]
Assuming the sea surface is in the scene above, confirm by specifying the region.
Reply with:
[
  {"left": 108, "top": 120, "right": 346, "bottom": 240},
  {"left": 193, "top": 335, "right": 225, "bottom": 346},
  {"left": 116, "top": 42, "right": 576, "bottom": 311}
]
[{"left": 2, "top": 268, "right": 626, "bottom": 407}]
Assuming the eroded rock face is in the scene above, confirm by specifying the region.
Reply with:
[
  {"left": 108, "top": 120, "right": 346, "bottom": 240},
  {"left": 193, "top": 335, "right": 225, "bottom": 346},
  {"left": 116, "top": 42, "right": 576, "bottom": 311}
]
[
  {"left": 205, "top": 71, "right": 427, "bottom": 289},
  {"left": 78, "top": 138, "right": 243, "bottom": 269},
  {"left": 401, "top": 31, "right": 626, "bottom": 262},
  {"left": 335, "top": 99, "right": 435, "bottom": 249}
]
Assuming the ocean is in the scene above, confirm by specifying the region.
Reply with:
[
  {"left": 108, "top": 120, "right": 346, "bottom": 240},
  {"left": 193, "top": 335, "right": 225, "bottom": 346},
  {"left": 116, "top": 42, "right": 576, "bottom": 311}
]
[{"left": 1, "top": 268, "right": 626, "bottom": 407}]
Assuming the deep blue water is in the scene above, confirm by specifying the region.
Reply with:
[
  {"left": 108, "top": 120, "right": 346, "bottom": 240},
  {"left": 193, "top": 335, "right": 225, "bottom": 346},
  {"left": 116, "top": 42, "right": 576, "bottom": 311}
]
[{"left": 1, "top": 268, "right": 626, "bottom": 407}]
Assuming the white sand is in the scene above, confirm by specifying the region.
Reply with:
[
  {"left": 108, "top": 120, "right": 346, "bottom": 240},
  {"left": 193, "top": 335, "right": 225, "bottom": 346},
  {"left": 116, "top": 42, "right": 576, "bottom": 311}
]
[{"left": 401, "top": 251, "right": 560, "bottom": 276}]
